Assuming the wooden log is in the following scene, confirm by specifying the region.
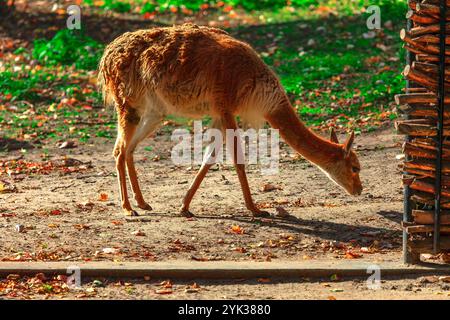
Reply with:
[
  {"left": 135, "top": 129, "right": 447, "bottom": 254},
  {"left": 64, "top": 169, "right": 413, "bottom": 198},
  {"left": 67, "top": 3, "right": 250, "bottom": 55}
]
[
  {"left": 403, "top": 142, "right": 436, "bottom": 159},
  {"left": 395, "top": 121, "right": 438, "bottom": 137},
  {"left": 403, "top": 65, "right": 450, "bottom": 93},
  {"left": 403, "top": 167, "right": 450, "bottom": 184},
  {"left": 407, "top": 178, "right": 450, "bottom": 197},
  {"left": 413, "top": 33, "right": 450, "bottom": 45},
  {"left": 411, "top": 62, "right": 450, "bottom": 84},
  {"left": 401, "top": 118, "right": 450, "bottom": 126},
  {"left": 403, "top": 167, "right": 435, "bottom": 178},
  {"left": 402, "top": 87, "right": 430, "bottom": 93},
  {"left": 405, "top": 224, "right": 450, "bottom": 233},
  {"left": 409, "top": 23, "right": 450, "bottom": 37},
  {"left": 410, "top": 190, "right": 450, "bottom": 208},
  {"left": 401, "top": 33, "right": 450, "bottom": 57},
  {"left": 413, "top": 137, "right": 450, "bottom": 148},
  {"left": 405, "top": 44, "right": 428, "bottom": 57},
  {"left": 408, "top": 237, "right": 450, "bottom": 254},
  {"left": 403, "top": 140, "right": 450, "bottom": 159},
  {"left": 407, "top": 139, "right": 439, "bottom": 151},
  {"left": 395, "top": 121, "right": 450, "bottom": 136},
  {"left": 416, "top": 3, "right": 450, "bottom": 17},
  {"left": 406, "top": 9, "right": 437, "bottom": 25},
  {"left": 412, "top": 209, "right": 450, "bottom": 225},
  {"left": 415, "top": 53, "right": 450, "bottom": 63},
  {"left": 411, "top": 137, "right": 450, "bottom": 151},
  {"left": 421, "top": 0, "right": 450, "bottom": 7},
  {"left": 397, "top": 104, "right": 450, "bottom": 118},
  {"left": 394, "top": 93, "right": 449, "bottom": 105},
  {"left": 403, "top": 65, "right": 438, "bottom": 91},
  {"left": 404, "top": 158, "right": 450, "bottom": 173},
  {"left": 412, "top": 61, "right": 450, "bottom": 80},
  {"left": 408, "top": 0, "right": 418, "bottom": 10}
]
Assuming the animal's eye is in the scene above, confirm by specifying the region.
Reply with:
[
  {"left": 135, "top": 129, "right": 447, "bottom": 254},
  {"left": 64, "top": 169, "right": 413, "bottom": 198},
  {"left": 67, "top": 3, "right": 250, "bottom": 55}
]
[{"left": 352, "top": 167, "right": 360, "bottom": 173}]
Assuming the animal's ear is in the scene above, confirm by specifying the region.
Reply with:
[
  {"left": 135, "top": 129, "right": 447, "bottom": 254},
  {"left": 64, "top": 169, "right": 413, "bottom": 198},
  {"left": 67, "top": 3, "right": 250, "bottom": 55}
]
[
  {"left": 344, "top": 131, "right": 355, "bottom": 155},
  {"left": 329, "top": 128, "right": 339, "bottom": 143}
]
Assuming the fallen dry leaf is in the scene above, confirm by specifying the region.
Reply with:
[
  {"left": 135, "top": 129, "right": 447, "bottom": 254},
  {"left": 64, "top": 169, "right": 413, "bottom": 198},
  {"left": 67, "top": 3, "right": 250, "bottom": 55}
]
[
  {"left": 59, "top": 141, "right": 76, "bottom": 149},
  {"left": 102, "top": 247, "right": 119, "bottom": 254},
  {"left": 191, "top": 282, "right": 200, "bottom": 289},
  {"left": 235, "top": 247, "right": 247, "bottom": 253},
  {"left": 73, "top": 224, "right": 90, "bottom": 231},
  {"left": 50, "top": 209, "right": 62, "bottom": 216},
  {"left": 345, "top": 250, "right": 362, "bottom": 259},
  {"left": 231, "top": 225, "right": 245, "bottom": 234},
  {"left": 131, "top": 230, "right": 146, "bottom": 236},
  {"left": 158, "top": 280, "right": 173, "bottom": 289},
  {"left": 98, "top": 193, "right": 109, "bottom": 201},
  {"left": 260, "top": 183, "right": 281, "bottom": 192},
  {"left": 155, "top": 289, "right": 173, "bottom": 294},
  {"left": 275, "top": 206, "right": 290, "bottom": 217},
  {"left": 0, "top": 213, "right": 16, "bottom": 217}
]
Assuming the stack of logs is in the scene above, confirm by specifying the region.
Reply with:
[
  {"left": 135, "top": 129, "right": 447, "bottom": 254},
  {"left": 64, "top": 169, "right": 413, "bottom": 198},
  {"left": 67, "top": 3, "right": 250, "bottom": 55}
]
[{"left": 395, "top": 0, "right": 450, "bottom": 248}]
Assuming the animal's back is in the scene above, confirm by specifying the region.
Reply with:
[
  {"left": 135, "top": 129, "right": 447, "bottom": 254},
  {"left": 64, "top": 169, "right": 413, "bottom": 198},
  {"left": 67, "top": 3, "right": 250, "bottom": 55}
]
[{"left": 98, "top": 24, "right": 283, "bottom": 121}]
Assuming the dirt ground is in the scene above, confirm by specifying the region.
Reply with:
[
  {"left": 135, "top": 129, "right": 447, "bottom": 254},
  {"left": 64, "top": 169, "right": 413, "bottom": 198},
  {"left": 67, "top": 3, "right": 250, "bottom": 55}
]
[
  {"left": 2, "top": 274, "right": 450, "bottom": 300},
  {"left": 2, "top": 127, "right": 450, "bottom": 299},
  {"left": 1, "top": 127, "right": 406, "bottom": 263}
]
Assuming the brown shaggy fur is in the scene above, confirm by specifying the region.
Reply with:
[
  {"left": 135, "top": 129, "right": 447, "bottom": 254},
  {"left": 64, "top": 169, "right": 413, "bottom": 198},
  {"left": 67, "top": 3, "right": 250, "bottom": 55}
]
[
  {"left": 98, "top": 23, "right": 282, "bottom": 124},
  {"left": 98, "top": 23, "right": 362, "bottom": 217}
]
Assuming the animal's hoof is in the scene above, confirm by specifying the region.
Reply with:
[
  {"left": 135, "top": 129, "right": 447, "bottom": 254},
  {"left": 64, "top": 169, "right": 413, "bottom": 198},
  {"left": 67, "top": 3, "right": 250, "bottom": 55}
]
[
  {"left": 137, "top": 202, "right": 153, "bottom": 211},
  {"left": 125, "top": 209, "right": 139, "bottom": 217},
  {"left": 252, "top": 210, "right": 271, "bottom": 218},
  {"left": 180, "top": 209, "right": 195, "bottom": 218}
]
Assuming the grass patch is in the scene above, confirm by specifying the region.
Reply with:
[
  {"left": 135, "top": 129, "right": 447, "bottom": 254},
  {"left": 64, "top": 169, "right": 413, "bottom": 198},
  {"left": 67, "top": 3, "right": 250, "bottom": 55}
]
[
  {"left": 33, "top": 29, "right": 103, "bottom": 70},
  {"left": 0, "top": 0, "right": 407, "bottom": 145}
]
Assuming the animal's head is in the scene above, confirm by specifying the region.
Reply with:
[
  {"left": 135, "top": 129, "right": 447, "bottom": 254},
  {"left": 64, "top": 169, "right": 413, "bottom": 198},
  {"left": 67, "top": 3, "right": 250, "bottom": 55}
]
[{"left": 323, "top": 128, "right": 362, "bottom": 196}]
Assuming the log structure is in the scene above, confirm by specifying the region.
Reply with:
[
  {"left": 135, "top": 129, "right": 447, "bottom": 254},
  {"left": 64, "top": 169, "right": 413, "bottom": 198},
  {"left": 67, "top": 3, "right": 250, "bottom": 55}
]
[{"left": 396, "top": 0, "right": 450, "bottom": 263}]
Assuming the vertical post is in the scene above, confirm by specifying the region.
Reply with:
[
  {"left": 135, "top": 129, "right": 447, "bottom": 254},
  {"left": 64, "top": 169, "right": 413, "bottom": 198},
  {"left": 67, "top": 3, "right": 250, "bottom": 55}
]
[
  {"left": 403, "top": 2, "right": 414, "bottom": 264},
  {"left": 434, "top": 0, "right": 447, "bottom": 253}
]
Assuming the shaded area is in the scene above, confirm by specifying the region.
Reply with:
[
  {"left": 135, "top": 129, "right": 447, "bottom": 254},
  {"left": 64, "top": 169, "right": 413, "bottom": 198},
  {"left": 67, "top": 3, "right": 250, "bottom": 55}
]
[
  {"left": 376, "top": 210, "right": 402, "bottom": 224},
  {"left": 194, "top": 214, "right": 401, "bottom": 249},
  {"left": 129, "top": 209, "right": 402, "bottom": 249},
  {"left": 0, "top": 137, "right": 34, "bottom": 151},
  {"left": 0, "top": 8, "right": 165, "bottom": 44}
]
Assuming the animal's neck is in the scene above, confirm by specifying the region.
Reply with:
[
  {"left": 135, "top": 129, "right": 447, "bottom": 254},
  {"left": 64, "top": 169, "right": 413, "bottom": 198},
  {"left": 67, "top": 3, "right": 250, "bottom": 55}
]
[{"left": 265, "top": 97, "right": 342, "bottom": 168}]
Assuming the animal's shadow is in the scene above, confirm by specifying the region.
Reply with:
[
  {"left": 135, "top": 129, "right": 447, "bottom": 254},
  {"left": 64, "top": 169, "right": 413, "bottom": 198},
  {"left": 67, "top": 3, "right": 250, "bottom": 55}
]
[{"left": 126, "top": 209, "right": 402, "bottom": 249}]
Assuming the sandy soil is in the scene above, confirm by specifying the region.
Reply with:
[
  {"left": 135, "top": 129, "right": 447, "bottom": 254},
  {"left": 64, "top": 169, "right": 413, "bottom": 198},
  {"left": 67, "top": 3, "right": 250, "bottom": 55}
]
[
  {"left": 70, "top": 275, "right": 450, "bottom": 300},
  {"left": 0, "top": 127, "right": 406, "bottom": 263},
  {"left": 2, "top": 127, "right": 450, "bottom": 300},
  {"left": 2, "top": 274, "right": 450, "bottom": 300}
]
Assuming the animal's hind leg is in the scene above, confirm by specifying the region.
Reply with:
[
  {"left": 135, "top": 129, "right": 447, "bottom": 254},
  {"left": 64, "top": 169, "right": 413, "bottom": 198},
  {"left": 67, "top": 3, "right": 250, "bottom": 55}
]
[
  {"left": 126, "top": 112, "right": 163, "bottom": 211},
  {"left": 180, "top": 143, "right": 217, "bottom": 217},
  {"left": 114, "top": 114, "right": 139, "bottom": 216},
  {"left": 180, "top": 119, "right": 223, "bottom": 217}
]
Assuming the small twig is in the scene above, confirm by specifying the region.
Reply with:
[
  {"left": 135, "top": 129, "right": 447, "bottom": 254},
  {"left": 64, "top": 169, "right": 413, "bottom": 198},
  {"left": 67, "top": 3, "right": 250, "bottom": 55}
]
[{"left": 50, "top": 183, "right": 75, "bottom": 192}]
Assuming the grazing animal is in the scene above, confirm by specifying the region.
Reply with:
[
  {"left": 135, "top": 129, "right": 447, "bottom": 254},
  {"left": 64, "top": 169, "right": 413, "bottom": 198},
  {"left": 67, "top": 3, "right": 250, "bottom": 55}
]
[{"left": 98, "top": 23, "right": 362, "bottom": 217}]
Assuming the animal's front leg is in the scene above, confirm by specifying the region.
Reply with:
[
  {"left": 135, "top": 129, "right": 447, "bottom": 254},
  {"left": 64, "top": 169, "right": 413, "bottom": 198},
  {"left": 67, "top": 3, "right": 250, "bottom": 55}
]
[
  {"left": 223, "top": 113, "right": 270, "bottom": 218},
  {"left": 180, "top": 143, "right": 218, "bottom": 217}
]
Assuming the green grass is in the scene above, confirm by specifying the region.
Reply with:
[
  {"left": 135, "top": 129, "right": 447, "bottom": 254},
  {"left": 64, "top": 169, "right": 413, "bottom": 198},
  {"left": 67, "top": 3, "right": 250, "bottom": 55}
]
[
  {"left": 83, "top": 0, "right": 321, "bottom": 13},
  {"left": 240, "top": 0, "right": 406, "bottom": 130},
  {"left": 0, "top": 0, "right": 407, "bottom": 145},
  {"left": 33, "top": 29, "right": 103, "bottom": 70}
]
